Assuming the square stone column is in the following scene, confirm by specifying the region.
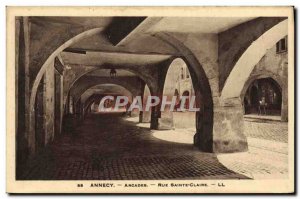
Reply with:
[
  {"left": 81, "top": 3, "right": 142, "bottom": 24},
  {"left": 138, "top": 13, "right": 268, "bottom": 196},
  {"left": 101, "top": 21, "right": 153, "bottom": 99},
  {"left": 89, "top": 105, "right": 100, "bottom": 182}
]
[
  {"left": 281, "top": 87, "right": 288, "bottom": 122},
  {"left": 139, "top": 110, "right": 151, "bottom": 123},
  {"left": 213, "top": 104, "right": 248, "bottom": 153},
  {"left": 150, "top": 106, "right": 160, "bottom": 129},
  {"left": 193, "top": 108, "right": 213, "bottom": 152}
]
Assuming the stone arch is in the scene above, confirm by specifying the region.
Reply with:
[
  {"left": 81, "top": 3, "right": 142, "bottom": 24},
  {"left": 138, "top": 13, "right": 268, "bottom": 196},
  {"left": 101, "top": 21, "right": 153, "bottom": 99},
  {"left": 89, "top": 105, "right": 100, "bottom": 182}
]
[
  {"left": 160, "top": 58, "right": 196, "bottom": 131},
  {"left": 155, "top": 33, "right": 214, "bottom": 152},
  {"left": 64, "top": 67, "right": 156, "bottom": 115},
  {"left": 28, "top": 28, "right": 104, "bottom": 153},
  {"left": 28, "top": 25, "right": 161, "bottom": 153},
  {"left": 65, "top": 67, "right": 156, "bottom": 106},
  {"left": 67, "top": 70, "right": 152, "bottom": 121},
  {"left": 81, "top": 84, "right": 134, "bottom": 116},
  {"left": 221, "top": 19, "right": 288, "bottom": 103},
  {"left": 240, "top": 73, "right": 285, "bottom": 120},
  {"left": 70, "top": 77, "right": 142, "bottom": 105},
  {"left": 240, "top": 73, "right": 283, "bottom": 101},
  {"left": 29, "top": 27, "right": 214, "bottom": 154},
  {"left": 81, "top": 84, "right": 134, "bottom": 105}
]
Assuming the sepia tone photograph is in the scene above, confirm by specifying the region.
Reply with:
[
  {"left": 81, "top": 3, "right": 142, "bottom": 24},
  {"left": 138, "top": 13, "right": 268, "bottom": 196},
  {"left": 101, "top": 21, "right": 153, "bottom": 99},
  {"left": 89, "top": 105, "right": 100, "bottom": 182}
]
[{"left": 6, "top": 6, "right": 294, "bottom": 193}]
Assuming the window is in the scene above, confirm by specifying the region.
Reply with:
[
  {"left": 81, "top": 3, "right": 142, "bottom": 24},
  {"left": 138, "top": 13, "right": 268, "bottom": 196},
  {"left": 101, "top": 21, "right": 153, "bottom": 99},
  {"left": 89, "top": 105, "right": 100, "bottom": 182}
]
[{"left": 276, "top": 36, "right": 287, "bottom": 53}]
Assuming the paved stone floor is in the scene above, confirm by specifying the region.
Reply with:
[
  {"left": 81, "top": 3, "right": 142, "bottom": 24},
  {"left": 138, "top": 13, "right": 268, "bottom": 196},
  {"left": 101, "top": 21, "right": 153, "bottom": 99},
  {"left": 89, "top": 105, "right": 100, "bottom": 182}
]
[
  {"left": 149, "top": 117, "right": 289, "bottom": 179},
  {"left": 218, "top": 119, "right": 289, "bottom": 179},
  {"left": 19, "top": 113, "right": 247, "bottom": 180},
  {"left": 244, "top": 118, "right": 288, "bottom": 143}
]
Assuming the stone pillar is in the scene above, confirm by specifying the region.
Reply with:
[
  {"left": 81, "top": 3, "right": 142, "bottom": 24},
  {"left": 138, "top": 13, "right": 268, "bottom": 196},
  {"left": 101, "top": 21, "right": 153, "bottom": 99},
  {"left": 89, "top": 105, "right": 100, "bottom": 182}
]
[
  {"left": 43, "top": 62, "right": 55, "bottom": 146},
  {"left": 149, "top": 94, "right": 173, "bottom": 130},
  {"left": 54, "top": 71, "right": 63, "bottom": 136},
  {"left": 23, "top": 17, "right": 33, "bottom": 154},
  {"left": 16, "top": 17, "right": 31, "bottom": 173},
  {"left": 212, "top": 99, "right": 248, "bottom": 153},
  {"left": 150, "top": 106, "right": 159, "bottom": 129},
  {"left": 74, "top": 100, "right": 82, "bottom": 120},
  {"left": 193, "top": 107, "right": 213, "bottom": 152},
  {"left": 281, "top": 86, "right": 288, "bottom": 122},
  {"left": 139, "top": 110, "right": 151, "bottom": 122},
  {"left": 35, "top": 77, "right": 45, "bottom": 152}
]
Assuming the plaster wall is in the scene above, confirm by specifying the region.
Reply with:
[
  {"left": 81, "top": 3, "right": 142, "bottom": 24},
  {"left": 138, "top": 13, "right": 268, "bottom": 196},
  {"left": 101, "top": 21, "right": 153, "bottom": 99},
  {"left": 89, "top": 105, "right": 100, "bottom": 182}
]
[{"left": 244, "top": 41, "right": 288, "bottom": 121}]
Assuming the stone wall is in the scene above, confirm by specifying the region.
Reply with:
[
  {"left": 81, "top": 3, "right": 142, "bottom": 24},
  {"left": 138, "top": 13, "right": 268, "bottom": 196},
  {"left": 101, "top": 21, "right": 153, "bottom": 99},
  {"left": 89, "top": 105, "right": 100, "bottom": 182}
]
[
  {"left": 244, "top": 40, "right": 288, "bottom": 121},
  {"left": 173, "top": 112, "right": 196, "bottom": 130},
  {"left": 218, "top": 17, "right": 286, "bottom": 91}
]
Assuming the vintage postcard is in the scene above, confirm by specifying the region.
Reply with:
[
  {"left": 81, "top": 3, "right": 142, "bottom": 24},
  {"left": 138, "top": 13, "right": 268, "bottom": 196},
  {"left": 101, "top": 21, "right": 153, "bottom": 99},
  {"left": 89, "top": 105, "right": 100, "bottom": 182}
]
[{"left": 6, "top": 6, "right": 294, "bottom": 193}]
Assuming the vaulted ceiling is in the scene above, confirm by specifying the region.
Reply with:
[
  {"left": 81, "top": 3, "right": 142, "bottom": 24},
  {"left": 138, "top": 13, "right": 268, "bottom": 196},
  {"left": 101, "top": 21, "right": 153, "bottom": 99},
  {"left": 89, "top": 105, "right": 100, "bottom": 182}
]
[
  {"left": 56, "top": 16, "right": 256, "bottom": 69},
  {"left": 46, "top": 16, "right": 256, "bottom": 88}
]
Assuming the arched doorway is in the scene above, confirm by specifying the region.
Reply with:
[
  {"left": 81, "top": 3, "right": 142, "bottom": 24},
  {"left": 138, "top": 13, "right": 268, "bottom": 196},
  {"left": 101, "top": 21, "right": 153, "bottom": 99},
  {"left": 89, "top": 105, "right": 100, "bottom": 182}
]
[
  {"left": 243, "top": 77, "right": 282, "bottom": 116},
  {"left": 80, "top": 84, "right": 134, "bottom": 115},
  {"left": 155, "top": 58, "right": 197, "bottom": 143}
]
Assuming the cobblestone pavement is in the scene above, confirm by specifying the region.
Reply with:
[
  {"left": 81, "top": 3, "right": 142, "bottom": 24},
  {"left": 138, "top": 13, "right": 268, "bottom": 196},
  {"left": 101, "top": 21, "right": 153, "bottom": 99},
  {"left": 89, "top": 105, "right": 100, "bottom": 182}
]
[
  {"left": 149, "top": 117, "right": 289, "bottom": 179},
  {"left": 20, "top": 113, "right": 247, "bottom": 180},
  {"left": 218, "top": 119, "right": 289, "bottom": 179},
  {"left": 217, "top": 145, "right": 288, "bottom": 179},
  {"left": 244, "top": 118, "right": 288, "bottom": 143}
]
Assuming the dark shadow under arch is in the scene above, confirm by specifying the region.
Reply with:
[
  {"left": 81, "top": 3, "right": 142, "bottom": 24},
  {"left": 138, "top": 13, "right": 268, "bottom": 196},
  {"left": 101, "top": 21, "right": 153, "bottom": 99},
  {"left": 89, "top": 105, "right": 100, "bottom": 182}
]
[{"left": 242, "top": 75, "right": 283, "bottom": 116}]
